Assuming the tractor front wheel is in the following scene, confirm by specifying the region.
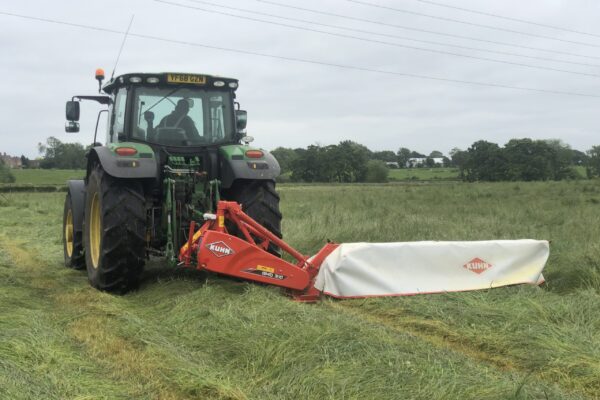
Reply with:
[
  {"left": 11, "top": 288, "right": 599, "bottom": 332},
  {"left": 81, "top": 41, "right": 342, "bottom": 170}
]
[
  {"left": 83, "top": 165, "right": 146, "bottom": 294},
  {"left": 63, "top": 192, "right": 85, "bottom": 270}
]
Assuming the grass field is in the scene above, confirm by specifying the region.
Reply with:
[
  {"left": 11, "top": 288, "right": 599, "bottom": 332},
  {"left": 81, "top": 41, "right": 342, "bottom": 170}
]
[
  {"left": 1, "top": 181, "right": 600, "bottom": 399},
  {"left": 388, "top": 167, "right": 459, "bottom": 181},
  {"left": 11, "top": 169, "right": 85, "bottom": 185},
  {"left": 386, "top": 166, "right": 588, "bottom": 181}
]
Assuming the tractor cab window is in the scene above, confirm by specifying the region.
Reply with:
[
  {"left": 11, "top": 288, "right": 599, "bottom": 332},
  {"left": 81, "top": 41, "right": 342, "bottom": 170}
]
[
  {"left": 133, "top": 87, "right": 233, "bottom": 147},
  {"left": 108, "top": 88, "right": 127, "bottom": 143}
]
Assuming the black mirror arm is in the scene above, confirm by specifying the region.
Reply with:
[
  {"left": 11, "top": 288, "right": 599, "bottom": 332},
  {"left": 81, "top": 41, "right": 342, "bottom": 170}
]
[{"left": 72, "top": 95, "right": 112, "bottom": 105}]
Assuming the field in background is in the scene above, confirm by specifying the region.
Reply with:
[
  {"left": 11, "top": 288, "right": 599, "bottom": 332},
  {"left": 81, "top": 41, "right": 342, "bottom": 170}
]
[
  {"left": 388, "top": 167, "right": 459, "bottom": 181},
  {"left": 1, "top": 181, "right": 600, "bottom": 399},
  {"left": 11, "top": 169, "right": 85, "bottom": 185},
  {"left": 6, "top": 166, "right": 589, "bottom": 186}
]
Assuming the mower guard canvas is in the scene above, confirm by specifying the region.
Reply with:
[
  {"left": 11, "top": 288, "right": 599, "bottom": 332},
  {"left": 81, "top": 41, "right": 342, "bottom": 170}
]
[{"left": 313, "top": 240, "right": 548, "bottom": 298}]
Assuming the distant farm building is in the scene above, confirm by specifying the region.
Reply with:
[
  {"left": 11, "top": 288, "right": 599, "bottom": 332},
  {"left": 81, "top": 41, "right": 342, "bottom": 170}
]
[
  {"left": 385, "top": 162, "right": 399, "bottom": 169},
  {"left": 0, "top": 153, "right": 22, "bottom": 168},
  {"left": 406, "top": 157, "right": 444, "bottom": 168}
]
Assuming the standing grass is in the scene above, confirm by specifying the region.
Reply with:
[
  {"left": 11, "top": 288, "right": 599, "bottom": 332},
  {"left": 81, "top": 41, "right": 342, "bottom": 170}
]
[
  {"left": 0, "top": 180, "right": 599, "bottom": 399},
  {"left": 388, "top": 167, "right": 459, "bottom": 181},
  {"left": 11, "top": 169, "right": 85, "bottom": 185}
]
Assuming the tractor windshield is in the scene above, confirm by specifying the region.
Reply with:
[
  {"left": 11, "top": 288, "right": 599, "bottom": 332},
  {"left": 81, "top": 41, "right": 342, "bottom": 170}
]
[{"left": 132, "top": 87, "right": 234, "bottom": 146}]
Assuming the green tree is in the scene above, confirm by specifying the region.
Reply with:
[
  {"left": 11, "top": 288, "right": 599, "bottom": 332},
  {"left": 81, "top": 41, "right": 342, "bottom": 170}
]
[
  {"left": 38, "top": 137, "right": 86, "bottom": 169},
  {"left": 271, "top": 147, "right": 298, "bottom": 174},
  {"left": 502, "top": 139, "right": 574, "bottom": 181},
  {"left": 410, "top": 150, "right": 426, "bottom": 158},
  {"left": 571, "top": 149, "right": 588, "bottom": 166},
  {"left": 542, "top": 139, "right": 575, "bottom": 180},
  {"left": 365, "top": 160, "right": 389, "bottom": 182},
  {"left": 332, "top": 141, "right": 371, "bottom": 182},
  {"left": 396, "top": 147, "right": 411, "bottom": 168},
  {"left": 0, "top": 158, "right": 15, "bottom": 183},
  {"left": 372, "top": 150, "right": 397, "bottom": 162},
  {"left": 503, "top": 138, "right": 553, "bottom": 181},
  {"left": 429, "top": 150, "right": 443, "bottom": 158},
  {"left": 290, "top": 145, "right": 324, "bottom": 182},
  {"left": 587, "top": 145, "right": 600, "bottom": 177},
  {"left": 449, "top": 148, "right": 468, "bottom": 179},
  {"left": 289, "top": 141, "right": 371, "bottom": 183},
  {"left": 464, "top": 141, "right": 507, "bottom": 182}
]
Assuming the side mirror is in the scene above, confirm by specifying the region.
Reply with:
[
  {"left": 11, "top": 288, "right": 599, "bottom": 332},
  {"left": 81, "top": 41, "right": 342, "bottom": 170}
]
[
  {"left": 65, "top": 121, "right": 80, "bottom": 133},
  {"left": 66, "top": 101, "right": 80, "bottom": 121},
  {"left": 235, "top": 110, "right": 247, "bottom": 131}
]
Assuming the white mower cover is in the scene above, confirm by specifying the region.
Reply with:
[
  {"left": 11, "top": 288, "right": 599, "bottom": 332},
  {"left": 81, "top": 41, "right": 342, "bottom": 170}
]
[{"left": 314, "top": 240, "right": 549, "bottom": 298}]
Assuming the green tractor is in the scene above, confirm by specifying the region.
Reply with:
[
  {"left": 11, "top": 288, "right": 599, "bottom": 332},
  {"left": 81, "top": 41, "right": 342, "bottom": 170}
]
[{"left": 63, "top": 70, "right": 281, "bottom": 293}]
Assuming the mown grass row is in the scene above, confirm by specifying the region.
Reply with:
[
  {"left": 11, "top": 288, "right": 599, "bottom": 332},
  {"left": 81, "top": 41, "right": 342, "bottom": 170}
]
[{"left": 1, "top": 180, "right": 599, "bottom": 399}]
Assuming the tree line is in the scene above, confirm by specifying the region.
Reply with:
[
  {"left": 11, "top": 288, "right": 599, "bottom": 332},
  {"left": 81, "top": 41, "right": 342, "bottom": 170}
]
[
  {"left": 36, "top": 137, "right": 87, "bottom": 169},
  {"left": 272, "top": 141, "right": 390, "bottom": 183},
  {"left": 451, "top": 139, "right": 599, "bottom": 181},
  {"left": 9, "top": 136, "right": 600, "bottom": 184},
  {"left": 272, "top": 138, "right": 600, "bottom": 183}
]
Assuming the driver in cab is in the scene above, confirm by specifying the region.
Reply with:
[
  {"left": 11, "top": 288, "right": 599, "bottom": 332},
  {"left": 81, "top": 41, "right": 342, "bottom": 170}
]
[{"left": 156, "top": 98, "right": 201, "bottom": 142}]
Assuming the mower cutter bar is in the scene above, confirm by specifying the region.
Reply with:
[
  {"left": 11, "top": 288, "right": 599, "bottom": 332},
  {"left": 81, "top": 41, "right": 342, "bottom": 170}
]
[{"left": 179, "top": 201, "right": 338, "bottom": 302}]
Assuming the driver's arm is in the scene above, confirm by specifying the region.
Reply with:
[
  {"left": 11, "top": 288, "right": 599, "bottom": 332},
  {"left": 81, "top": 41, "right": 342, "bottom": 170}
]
[{"left": 184, "top": 116, "right": 201, "bottom": 142}]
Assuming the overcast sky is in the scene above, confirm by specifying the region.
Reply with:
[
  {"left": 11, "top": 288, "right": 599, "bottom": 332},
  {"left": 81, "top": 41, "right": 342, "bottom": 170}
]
[{"left": 1, "top": 0, "right": 599, "bottom": 158}]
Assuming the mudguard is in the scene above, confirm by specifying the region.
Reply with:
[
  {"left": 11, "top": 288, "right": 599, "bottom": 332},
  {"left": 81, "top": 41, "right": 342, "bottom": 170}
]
[
  {"left": 219, "top": 146, "right": 281, "bottom": 189},
  {"left": 88, "top": 144, "right": 158, "bottom": 179},
  {"left": 67, "top": 180, "right": 85, "bottom": 234}
]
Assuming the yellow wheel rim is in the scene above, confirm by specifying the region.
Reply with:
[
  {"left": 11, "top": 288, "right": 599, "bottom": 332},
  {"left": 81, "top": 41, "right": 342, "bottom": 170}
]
[
  {"left": 65, "top": 209, "right": 74, "bottom": 257},
  {"left": 89, "top": 193, "right": 101, "bottom": 269}
]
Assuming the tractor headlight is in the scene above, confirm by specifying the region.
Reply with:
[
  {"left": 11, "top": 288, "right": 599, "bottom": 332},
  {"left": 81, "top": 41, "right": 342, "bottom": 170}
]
[
  {"left": 147, "top": 77, "right": 160, "bottom": 84},
  {"left": 129, "top": 76, "right": 142, "bottom": 83},
  {"left": 213, "top": 81, "right": 225, "bottom": 87}
]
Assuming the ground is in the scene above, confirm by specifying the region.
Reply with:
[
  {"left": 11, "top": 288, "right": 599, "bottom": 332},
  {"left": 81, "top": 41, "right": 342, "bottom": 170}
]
[{"left": 1, "top": 177, "right": 599, "bottom": 399}]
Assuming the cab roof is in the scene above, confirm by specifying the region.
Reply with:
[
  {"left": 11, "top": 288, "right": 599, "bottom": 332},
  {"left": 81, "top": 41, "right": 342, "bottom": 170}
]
[{"left": 102, "top": 72, "right": 239, "bottom": 95}]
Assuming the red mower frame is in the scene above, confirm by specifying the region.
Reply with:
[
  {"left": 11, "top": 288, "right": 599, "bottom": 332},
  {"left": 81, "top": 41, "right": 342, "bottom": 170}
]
[{"left": 179, "top": 201, "right": 338, "bottom": 302}]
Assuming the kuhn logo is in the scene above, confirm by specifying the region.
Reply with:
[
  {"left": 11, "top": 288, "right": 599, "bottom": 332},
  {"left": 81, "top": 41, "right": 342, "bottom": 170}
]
[
  {"left": 206, "top": 241, "right": 234, "bottom": 257},
  {"left": 463, "top": 257, "right": 492, "bottom": 274}
]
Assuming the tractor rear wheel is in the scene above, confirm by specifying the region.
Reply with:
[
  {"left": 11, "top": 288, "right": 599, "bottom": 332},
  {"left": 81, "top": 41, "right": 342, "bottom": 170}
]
[
  {"left": 83, "top": 165, "right": 146, "bottom": 294},
  {"left": 63, "top": 192, "right": 85, "bottom": 270},
  {"left": 224, "top": 180, "right": 282, "bottom": 256}
]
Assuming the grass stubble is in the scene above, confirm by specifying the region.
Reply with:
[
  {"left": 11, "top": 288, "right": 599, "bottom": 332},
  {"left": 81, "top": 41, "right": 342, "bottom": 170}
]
[{"left": 0, "top": 180, "right": 599, "bottom": 399}]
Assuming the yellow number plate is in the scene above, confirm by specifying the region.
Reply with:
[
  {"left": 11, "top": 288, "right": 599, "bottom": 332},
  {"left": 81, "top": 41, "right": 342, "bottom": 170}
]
[{"left": 167, "top": 74, "right": 206, "bottom": 85}]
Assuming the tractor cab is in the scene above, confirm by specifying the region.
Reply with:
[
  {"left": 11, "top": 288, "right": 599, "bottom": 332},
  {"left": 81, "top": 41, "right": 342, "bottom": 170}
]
[{"left": 65, "top": 71, "right": 249, "bottom": 148}]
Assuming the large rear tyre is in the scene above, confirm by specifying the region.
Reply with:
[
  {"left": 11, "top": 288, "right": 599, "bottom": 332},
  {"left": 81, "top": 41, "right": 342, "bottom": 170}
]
[
  {"left": 63, "top": 192, "right": 85, "bottom": 270},
  {"left": 223, "top": 180, "right": 282, "bottom": 256},
  {"left": 83, "top": 165, "right": 146, "bottom": 294}
]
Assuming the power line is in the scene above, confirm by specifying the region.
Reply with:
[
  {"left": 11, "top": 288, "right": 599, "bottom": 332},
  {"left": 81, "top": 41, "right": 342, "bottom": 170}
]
[
  {"left": 158, "top": 0, "right": 600, "bottom": 79},
  {"left": 408, "top": 0, "right": 600, "bottom": 39},
  {"left": 0, "top": 10, "right": 598, "bottom": 99},
  {"left": 254, "top": 0, "right": 600, "bottom": 61},
  {"left": 348, "top": 0, "right": 600, "bottom": 49},
  {"left": 184, "top": 0, "right": 600, "bottom": 69}
]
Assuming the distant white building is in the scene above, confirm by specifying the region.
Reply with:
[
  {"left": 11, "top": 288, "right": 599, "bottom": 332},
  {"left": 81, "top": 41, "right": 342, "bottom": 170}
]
[
  {"left": 406, "top": 157, "right": 444, "bottom": 168},
  {"left": 385, "top": 162, "right": 399, "bottom": 169}
]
